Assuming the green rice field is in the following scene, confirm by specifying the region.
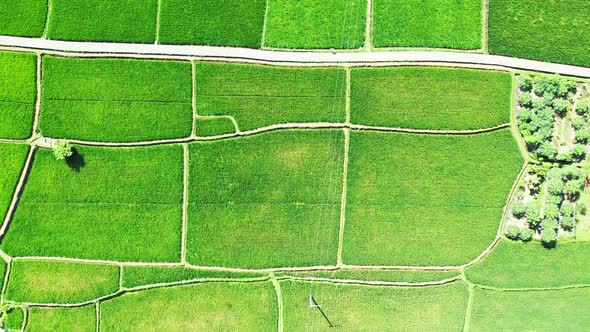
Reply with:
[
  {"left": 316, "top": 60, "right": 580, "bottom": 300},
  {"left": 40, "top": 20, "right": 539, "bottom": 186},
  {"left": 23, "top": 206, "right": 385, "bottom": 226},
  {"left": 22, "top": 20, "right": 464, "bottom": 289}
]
[
  {"left": 0, "top": 0, "right": 47, "bottom": 37},
  {"left": 0, "top": 52, "right": 36, "bottom": 139}
]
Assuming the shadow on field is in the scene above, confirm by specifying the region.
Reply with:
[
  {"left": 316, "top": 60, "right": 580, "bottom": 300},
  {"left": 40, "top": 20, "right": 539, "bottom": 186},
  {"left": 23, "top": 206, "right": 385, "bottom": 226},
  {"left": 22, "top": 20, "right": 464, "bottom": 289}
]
[{"left": 66, "top": 148, "right": 86, "bottom": 172}]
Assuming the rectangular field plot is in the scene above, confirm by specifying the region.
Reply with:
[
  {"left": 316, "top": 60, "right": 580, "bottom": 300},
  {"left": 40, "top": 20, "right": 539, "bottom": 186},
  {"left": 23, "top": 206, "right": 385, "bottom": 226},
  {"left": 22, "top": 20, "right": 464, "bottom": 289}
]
[
  {"left": 0, "top": 0, "right": 47, "bottom": 37},
  {"left": 0, "top": 143, "right": 29, "bottom": 221},
  {"left": 159, "top": 0, "right": 266, "bottom": 47},
  {"left": 46, "top": 0, "right": 157, "bottom": 43},
  {"left": 343, "top": 129, "right": 523, "bottom": 266},
  {"left": 489, "top": 0, "right": 590, "bottom": 67},
  {"left": 373, "top": 0, "right": 482, "bottom": 49},
  {"left": 0, "top": 52, "right": 36, "bottom": 139},
  {"left": 465, "top": 240, "right": 590, "bottom": 288},
  {"left": 471, "top": 288, "right": 590, "bottom": 331},
  {"left": 101, "top": 281, "right": 277, "bottom": 331},
  {"left": 350, "top": 67, "right": 512, "bottom": 130},
  {"left": 187, "top": 130, "right": 344, "bottom": 268},
  {"left": 40, "top": 56, "right": 192, "bottom": 142},
  {"left": 5, "top": 260, "right": 119, "bottom": 304},
  {"left": 281, "top": 280, "right": 468, "bottom": 330},
  {"left": 265, "top": 0, "right": 366, "bottom": 49},
  {"left": 196, "top": 62, "right": 346, "bottom": 131},
  {"left": 1, "top": 145, "right": 183, "bottom": 262},
  {"left": 27, "top": 306, "right": 96, "bottom": 332}
]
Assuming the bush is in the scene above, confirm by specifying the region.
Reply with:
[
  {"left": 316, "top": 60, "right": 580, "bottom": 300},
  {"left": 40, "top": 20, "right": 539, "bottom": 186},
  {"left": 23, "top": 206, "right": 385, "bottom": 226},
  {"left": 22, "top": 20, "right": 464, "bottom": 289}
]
[
  {"left": 575, "top": 128, "right": 590, "bottom": 143},
  {"left": 52, "top": 140, "right": 73, "bottom": 160},
  {"left": 579, "top": 202, "right": 587, "bottom": 215},
  {"left": 560, "top": 202, "right": 575, "bottom": 217},
  {"left": 570, "top": 144, "right": 587, "bottom": 162},
  {"left": 505, "top": 225, "right": 520, "bottom": 240},
  {"left": 518, "top": 93, "right": 533, "bottom": 108},
  {"left": 519, "top": 228, "right": 534, "bottom": 242},
  {"left": 540, "top": 228, "right": 557, "bottom": 247},
  {"left": 572, "top": 117, "right": 586, "bottom": 130},
  {"left": 543, "top": 217, "right": 559, "bottom": 230},
  {"left": 547, "top": 178, "right": 564, "bottom": 196},
  {"left": 536, "top": 142, "right": 557, "bottom": 160},
  {"left": 553, "top": 99, "right": 571, "bottom": 117},
  {"left": 511, "top": 201, "right": 527, "bottom": 218},
  {"left": 563, "top": 179, "right": 583, "bottom": 200},
  {"left": 576, "top": 98, "right": 590, "bottom": 116},
  {"left": 544, "top": 203, "right": 560, "bottom": 221},
  {"left": 517, "top": 109, "right": 533, "bottom": 123},
  {"left": 546, "top": 193, "right": 563, "bottom": 205},
  {"left": 561, "top": 215, "right": 575, "bottom": 230},
  {"left": 519, "top": 75, "right": 533, "bottom": 91},
  {"left": 526, "top": 200, "right": 541, "bottom": 226}
]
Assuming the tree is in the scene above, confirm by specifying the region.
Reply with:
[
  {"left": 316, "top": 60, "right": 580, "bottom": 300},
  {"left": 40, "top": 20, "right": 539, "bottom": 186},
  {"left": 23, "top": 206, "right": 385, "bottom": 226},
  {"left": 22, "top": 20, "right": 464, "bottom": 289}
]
[
  {"left": 511, "top": 201, "right": 527, "bottom": 218},
  {"left": 519, "top": 75, "right": 533, "bottom": 92},
  {"left": 505, "top": 225, "right": 520, "bottom": 240},
  {"left": 575, "top": 128, "right": 590, "bottom": 144},
  {"left": 526, "top": 200, "right": 541, "bottom": 227},
  {"left": 547, "top": 178, "right": 564, "bottom": 196},
  {"left": 520, "top": 228, "right": 534, "bottom": 242},
  {"left": 540, "top": 228, "right": 557, "bottom": 247},
  {"left": 569, "top": 144, "right": 587, "bottom": 162},
  {"left": 553, "top": 99, "right": 571, "bottom": 117},
  {"left": 544, "top": 203, "right": 560, "bottom": 221},
  {"left": 576, "top": 98, "right": 590, "bottom": 116},
  {"left": 518, "top": 93, "right": 533, "bottom": 108},
  {"left": 560, "top": 202, "right": 575, "bottom": 217},
  {"left": 535, "top": 142, "right": 557, "bottom": 160},
  {"left": 53, "top": 140, "right": 73, "bottom": 160},
  {"left": 561, "top": 215, "right": 575, "bottom": 230}
]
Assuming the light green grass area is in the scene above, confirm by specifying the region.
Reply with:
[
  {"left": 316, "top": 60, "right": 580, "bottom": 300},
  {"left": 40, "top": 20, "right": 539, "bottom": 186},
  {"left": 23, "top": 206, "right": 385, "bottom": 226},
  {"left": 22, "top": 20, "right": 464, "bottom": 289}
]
[
  {"left": 0, "top": 0, "right": 47, "bottom": 37},
  {"left": 187, "top": 130, "right": 344, "bottom": 268},
  {"left": 2, "top": 145, "right": 183, "bottom": 262},
  {"left": 5, "top": 260, "right": 119, "bottom": 304},
  {"left": 2, "top": 306, "right": 23, "bottom": 331},
  {"left": 196, "top": 62, "right": 346, "bottom": 131},
  {"left": 0, "top": 52, "right": 36, "bottom": 139},
  {"left": 465, "top": 239, "right": 590, "bottom": 288},
  {"left": 122, "top": 266, "right": 267, "bottom": 288},
  {"left": 489, "top": 0, "right": 590, "bottom": 67},
  {"left": 275, "top": 269, "right": 460, "bottom": 283},
  {"left": 0, "top": 143, "right": 29, "bottom": 221},
  {"left": 26, "top": 306, "right": 95, "bottom": 332},
  {"left": 373, "top": 0, "right": 482, "bottom": 49},
  {"left": 47, "top": 0, "right": 157, "bottom": 43},
  {"left": 40, "top": 56, "right": 192, "bottom": 142},
  {"left": 471, "top": 288, "right": 590, "bottom": 331},
  {"left": 101, "top": 281, "right": 277, "bottom": 331},
  {"left": 159, "top": 0, "right": 266, "bottom": 47},
  {"left": 265, "top": 0, "right": 366, "bottom": 49},
  {"left": 194, "top": 117, "right": 236, "bottom": 137},
  {"left": 343, "top": 129, "right": 523, "bottom": 266},
  {"left": 281, "top": 280, "right": 468, "bottom": 330},
  {"left": 350, "top": 67, "right": 512, "bottom": 130}
]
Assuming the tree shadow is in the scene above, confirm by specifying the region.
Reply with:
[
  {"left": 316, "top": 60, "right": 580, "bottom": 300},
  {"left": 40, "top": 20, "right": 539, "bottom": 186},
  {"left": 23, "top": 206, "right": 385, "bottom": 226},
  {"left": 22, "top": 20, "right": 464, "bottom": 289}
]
[{"left": 65, "top": 148, "right": 86, "bottom": 172}]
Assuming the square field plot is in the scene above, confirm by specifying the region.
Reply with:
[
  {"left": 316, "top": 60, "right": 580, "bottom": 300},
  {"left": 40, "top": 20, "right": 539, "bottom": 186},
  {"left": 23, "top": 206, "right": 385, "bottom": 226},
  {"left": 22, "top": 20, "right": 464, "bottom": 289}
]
[
  {"left": 196, "top": 62, "right": 346, "bottom": 131},
  {"left": 0, "top": 0, "right": 47, "bottom": 37},
  {"left": 1, "top": 145, "right": 184, "bottom": 262},
  {"left": 281, "top": 280, "right": 468, "bottom": 330},
  {"left": 47, "top": 0, "right": 157, "bottom": 43},
  {"left": 187, "top": 130, "right": 345, "bottom": 268},
  {"left": 350, "top": 67, "right": 512, "bottom": 130},
  {"left": 489, "top": 0, "right": 590, "bottom": 67},
  {"left": 0, "top": 143, "right": 29, "bottom": 222},
  {"left": 343, "top": 129, "right": 523, "bottom": 266},
  {"left": 159, "top": 0, "right": 266, "bottom": 47},
  {"left": 373, "top": 0, "right": 482, "bottom": 49},
  {"left": 40, "top": 56, "right": 192, "bottom": 142},
  {"left": 0, "top": 52, "right": 37, "bottom": 139},
  {"left": 265, "top": 0, "right": 366, "bottom": 49}
]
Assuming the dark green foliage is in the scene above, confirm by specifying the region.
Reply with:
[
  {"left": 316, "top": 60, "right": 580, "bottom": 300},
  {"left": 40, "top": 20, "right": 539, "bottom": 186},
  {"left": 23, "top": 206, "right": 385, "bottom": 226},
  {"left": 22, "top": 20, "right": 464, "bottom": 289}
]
[
  {"left": 351, "top": 67, "right": 512, "bottom": 130},
  {"left": 0, "top": 51, "right": 36, "bottom": 139},
  {"left": 518, "top": 93, "right": 533, "bottom": 109},
  {"left": 505, "top": 225, "right": 520, "bottom": 240},
  {"left": 0, "top": 0, "right": 47, "bottom": 37},
  {"left": 518, "top": 75, "right": 533, "bottom": 91},
  {"left": 2, "top": 306, "right": 23, "bottom": 330},
  {"left": 265, "top": 0, "right": 366, "bottom": 49},
  {"left": 577, "top": 98, "right": 590, "bottom": 116},
  {"left": 511, "top": 201, "right": 526, "bottom": 218},
  {"left": 159, "top": 0, "right": 266, "bottom": 47},
  {"left": 47, "top": 0, "right": 157, "bottom": 43},
  {"left": 553, "top": 99, "right": 571, "bottom": 117},
  {"left": 536, "top": 142, "right": 557, "bottom": 161},
  {"left": 489, "top": 0, "right": 590, "bottom": 67},
  {"left": 40, "top": 56, "right": 193, "bottom": 142},
  {"left": 372, "top": 0, "right": 482, "bottom": 49}
]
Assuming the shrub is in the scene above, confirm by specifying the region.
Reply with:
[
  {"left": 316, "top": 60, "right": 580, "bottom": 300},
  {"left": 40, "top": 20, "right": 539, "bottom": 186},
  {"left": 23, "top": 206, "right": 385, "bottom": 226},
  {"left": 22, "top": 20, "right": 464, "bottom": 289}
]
[
  {"left": 519, "top": 75, "right": 533, "bottom": 91},
  {"left": 536, "top": 142, "right": 557, "bottom": 160},
  {"left": 547, "top": 178, "right": 564, "bottom": 196},
  {"left": 544, "top": 203, "right": 560, "bottom": 221},
  {"left": 526, "top": 200, "right": 541, "bottom": 226},
  {"left": 542, "top": 217, "right": 559, "bottom": 230},
  {"left": 563, "top": 179, "right": 583, "bottom": 200},
  {"left": 552, "top": 99, "right": 571, "bottom": 117},
  {"left": 519, "top": 228, "right": 534, "bottom": 242},
  {"left": 518, "top": 93, "right": 533, "bottom": 108},
  {"left": 546, "top": 193, "right": 563, "bottom": 205},
  {"left": 505, "top": 225, "right": 520, "bottom": 240},
  {"left": 572, "top": 117, "right": 586, "bottom": 130},
  {"left": 560, "top": 202, "right": 575, "bottom": 217},
  {"left": 570, "top": 144, "right": 587, "bottom": 162},
  {"left": 575, "top": 128, "right": 590, "bottom": 143},
  {"left": 576, "top": 98, "right": 589, "bottom": 116},
  {"left": 540, "top": 228, "right": 557, "bottom": 247},
  {"left": 561, "top": 215, "right": 575, "bottom": 230},
  {"left": 517, "top": 109, "right": 533, "bottom": 123},
  {"left": 52, "top": 140, "right": 73, "bottom": 160},
  {"left": 511, "top": 201, "right": 527, "bottom": 218},
  {"left": 579, "top": 202, "right": 587, "bottom": 215}
]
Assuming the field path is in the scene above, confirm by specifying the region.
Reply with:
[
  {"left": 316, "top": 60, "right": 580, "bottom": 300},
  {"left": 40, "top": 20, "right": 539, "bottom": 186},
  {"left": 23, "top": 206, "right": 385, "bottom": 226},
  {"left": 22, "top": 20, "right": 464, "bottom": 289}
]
[{"left": 0, "top": 36, "right": 590, "bottom": 77}]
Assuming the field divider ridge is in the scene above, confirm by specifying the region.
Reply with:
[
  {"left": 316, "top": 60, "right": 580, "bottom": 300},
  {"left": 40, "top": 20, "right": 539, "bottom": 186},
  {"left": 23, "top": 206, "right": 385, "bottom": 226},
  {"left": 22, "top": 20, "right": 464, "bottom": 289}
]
[
  {"left": 364, "top": 0, "right": 373, "bottom": 51},
  {"left": 154, "top": 0, "right": 162, "bottom": 44},
  {"left": 274, "top": 275, "right": 462, "bottom": 288},
  {"left": 0, "top": 260, "right": 12, "bottom": 305},
  {"left": 181, "top": 143, "right": 189, "bottom": 263},
  {"left": 462, "top": 279, "right": 474, "bottom": 332},
  {"left": 260, "top": 0, "right": 271, "bottom": 48},
  {"left": 271, "top": 276, "right": 284, "bottom": 332},
  {"left": 336, "top": 128, "right": 350, "bottom": 266},
  {"left": 41, "top": 0, "right": 52, "bottom": 39},
  {"left": 481, "top": 0, "right": 490, "bottom": 53},
  {"left": 31, "top": 53, "right": 42, "bottom": 139}
]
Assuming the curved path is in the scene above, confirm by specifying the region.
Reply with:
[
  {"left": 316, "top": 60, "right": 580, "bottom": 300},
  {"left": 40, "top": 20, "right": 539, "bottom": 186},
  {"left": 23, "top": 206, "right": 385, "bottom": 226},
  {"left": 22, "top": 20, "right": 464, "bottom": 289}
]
[{"left": 1, "top": 35, "right": 590, "bottom": 78}]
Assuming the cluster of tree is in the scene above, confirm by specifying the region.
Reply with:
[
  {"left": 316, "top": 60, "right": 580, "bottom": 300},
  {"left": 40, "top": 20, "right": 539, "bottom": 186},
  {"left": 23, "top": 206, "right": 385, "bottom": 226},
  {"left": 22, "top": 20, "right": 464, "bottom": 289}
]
[
  {"left": 516, "top": 75, "right": 585, "bottom": 162},
  {"left": 509, "top": 165, "right": 586, "bottom": 247}
]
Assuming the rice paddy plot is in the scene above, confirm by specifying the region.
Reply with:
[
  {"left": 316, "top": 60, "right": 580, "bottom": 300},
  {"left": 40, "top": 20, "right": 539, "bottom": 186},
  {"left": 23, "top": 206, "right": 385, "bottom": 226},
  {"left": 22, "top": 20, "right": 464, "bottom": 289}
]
[
  {"left": 1, "top": 145, "right": 184, "bottom": 262},
  {"left": 195, "top": 62, "right": 346, "bottom": 131},
  {"left": 40, "top": 56, "right": 193, "bottom": 142},
  {"left": 0, "top": 0, "right": 47, "bottom": 37},
  {"left": 26, "top": 306, "right": 96, "bottom": 332},
  {"left": 0, "top": 143, "right": 29, "bottom": 221}
]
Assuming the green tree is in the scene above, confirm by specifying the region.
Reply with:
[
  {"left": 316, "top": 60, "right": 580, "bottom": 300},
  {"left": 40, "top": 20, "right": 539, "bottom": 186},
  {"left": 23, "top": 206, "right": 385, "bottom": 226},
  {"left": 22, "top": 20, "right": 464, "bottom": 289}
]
[
  {"left": 511, "top": 201, "right": 527, "bottom": 218},
  {"left": 518, "top": 93, "right": 533, "bottom": 108},
  {"left": 576, "top": 98, "right": 589, "bottom": 116},
  {"left": 519, "top": 75, "right": 533, "bottom": 92},
  {"left": 526, "top": 200, "right": 541, "bottom": 227},
  {"left": 519, "top": 228, "right": 534, "bottom": 242},
  {"left": 505, "top": 225, "right": 520, "bottom": 240},
  {"left": 53, "top": 140, "right": 73, "bottom": 160},
  {"left": 540, "top": 228, "right": 557, "bottom": 247}
]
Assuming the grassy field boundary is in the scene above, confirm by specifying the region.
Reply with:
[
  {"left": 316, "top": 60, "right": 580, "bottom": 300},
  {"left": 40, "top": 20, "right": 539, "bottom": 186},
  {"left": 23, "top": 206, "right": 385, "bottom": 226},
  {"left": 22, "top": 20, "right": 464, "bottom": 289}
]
[
  {"left": 0, "top": 259, "right": 11, "bottom": 305},
  {"left": 41, "top": 0, "right": 52, "bottom": 39},
  {"left": 462, "top": 282, "right": 474, "bottom": 332},
  {"left": 271, "top": 277, "right": 283, "bottom": 332},
  {"left": 481, "top": 0, "right": 489, "bottom": 53},
  {"left": 260, "top": 0, "right": 270, "bottom": 48},
  {"left": 181, "top": 144, "right": 188, "bottom": 263},
  {"left": 364, "top": 0, "right": 373, "bottom": 51},
  {"left": 31, "top": 53, "right": 42, "bottom": 139},
  {"left": 154, "top": 0, "right": 162, "bottom": 44},
  {"left": 95, "top": 301, "right": 100, "bottom": 332}
]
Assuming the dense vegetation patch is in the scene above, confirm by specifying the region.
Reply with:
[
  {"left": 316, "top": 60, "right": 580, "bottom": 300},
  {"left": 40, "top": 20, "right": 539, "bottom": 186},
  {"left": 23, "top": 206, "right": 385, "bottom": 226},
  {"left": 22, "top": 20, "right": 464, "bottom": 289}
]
[
  {"left": 0, "top": 0, "right": 47, "bottom": 37},
  {"left": 281, "top": 280, "right": 468, "bottom": 330},
  {"left": 265, "top": 0, "right": 366, "bottom": 49},
  {"left": 47, "top": 0, "right": 157, "bottom": 43},
  {"left": 373, "top": 0, "right": 482, "bottom": 49},
  {"left": 343, "top": 129, "right": 523, "bottom": 266},
  {"left": 0, "top": 143, "right": 29, "bottom": 221},
  {"left": 350, "top": 67, "right": 512, "bottom": 130},
  {"left": 187, "top": 130, "right": 344, "bottom": 268},
  {"left": 2, "top": 145, "right": 183, "bottom": 262},
  {"left": 5, "top": 260, "right": 119, "bottom": 304},
  {"left": 26, "top": 306, "right": 96, "bottom": 332},
  {"left": 101, "top": 282, "right": 277, "bottom": 331},
  {"left": 159, "top": 0, "right": 266, "bottom": 47},
  {"left": 40, "top": 56, "right": 193, "bottom": 142},
  {"left": 122, "top": 266, "right": 266, "bottom": 288},
  {"left": 196, "top": 62, "right": 346, "bottom": 131},
  {"left": 489, "top": 0, "right": 590, "bottom": 67},
  {"left": 1, "top": 306, "right": 23, "bottom": 331},
  {"left": 0, "top": 52, "right": 36, "bottom": 139},
  {"left": 471, "top": 288, "right": 590, "bottom": 331}
]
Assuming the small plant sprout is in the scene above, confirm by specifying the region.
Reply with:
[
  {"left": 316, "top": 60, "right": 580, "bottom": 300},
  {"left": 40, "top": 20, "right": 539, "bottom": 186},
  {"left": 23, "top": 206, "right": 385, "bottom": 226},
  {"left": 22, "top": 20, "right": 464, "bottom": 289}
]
[{"left": 53, "top": 140, "right": 73, "bottom": 160}]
